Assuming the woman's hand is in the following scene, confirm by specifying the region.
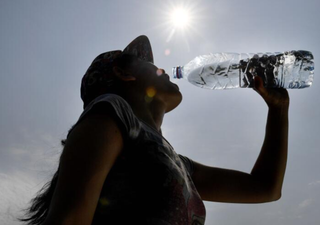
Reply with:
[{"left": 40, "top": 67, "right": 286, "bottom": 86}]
[{"left": 253, "top": 76, "right": 290, "bottom": 110}]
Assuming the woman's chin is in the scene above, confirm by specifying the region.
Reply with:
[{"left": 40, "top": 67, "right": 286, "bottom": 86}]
[{"left": 165, "top": 92, "right": 183, "bottom": 113}]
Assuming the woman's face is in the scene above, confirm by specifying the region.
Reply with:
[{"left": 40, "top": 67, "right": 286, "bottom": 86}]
[{"left": 126, "top": 57, "right": 182, "bottom": 113}]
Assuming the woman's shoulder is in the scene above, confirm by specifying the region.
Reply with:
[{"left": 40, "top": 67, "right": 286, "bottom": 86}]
[
  {"left": 83, "top": 94, "right": 131, "bottom": 115},
  {"left": 68, "top": 94, "right": 141, "bottom": 141}
]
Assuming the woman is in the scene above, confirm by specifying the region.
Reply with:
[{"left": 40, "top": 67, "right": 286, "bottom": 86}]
[{"left": 20, "top": 35, "right": 289, "bottom": 225}]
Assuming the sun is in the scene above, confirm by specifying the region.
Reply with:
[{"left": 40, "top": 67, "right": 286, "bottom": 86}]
[
  {"left": 170, "top": 7, "right": 191, "bottom": 29},
  {"left": 159, "top": 1, "right": 204, "bottom": 46}
]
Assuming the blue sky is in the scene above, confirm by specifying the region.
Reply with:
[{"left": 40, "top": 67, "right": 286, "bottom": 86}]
[{"left": 1, "top": 0, "right": 320, "bottom": 224}]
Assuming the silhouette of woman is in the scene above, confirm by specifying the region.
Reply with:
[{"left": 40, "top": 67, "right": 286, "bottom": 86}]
[{"left": 20, "top": 35, "right": 289, "bottom": 225}]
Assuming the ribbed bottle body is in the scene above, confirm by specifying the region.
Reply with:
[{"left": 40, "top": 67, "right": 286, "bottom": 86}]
[{"left": 172, "top": 51, "right": 314, "bottom": 89}]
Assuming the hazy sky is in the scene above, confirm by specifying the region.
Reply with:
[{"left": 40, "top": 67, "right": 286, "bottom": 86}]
[{"left": 1, "top": 0, "right": 319, "bottom": 224}]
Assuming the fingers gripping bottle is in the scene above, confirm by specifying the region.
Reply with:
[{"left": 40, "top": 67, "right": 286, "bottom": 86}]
[{"left": 172, "top": 50, "right": 314, "bottom": 89}]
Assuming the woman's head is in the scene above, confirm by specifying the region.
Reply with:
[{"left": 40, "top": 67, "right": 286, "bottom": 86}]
[
  {"left": 81, "top": 35, "right": 182, "bottom": 112},
  {"left": 81, "top": 35, "right": 153, "bottom": 108}
]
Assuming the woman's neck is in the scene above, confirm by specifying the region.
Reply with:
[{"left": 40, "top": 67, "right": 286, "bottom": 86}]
[{"left": 124, "top": 93, "right": 166, "bottom": 132}]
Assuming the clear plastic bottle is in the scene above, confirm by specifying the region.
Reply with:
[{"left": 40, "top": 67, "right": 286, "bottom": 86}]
[{"left": 172, "top": 50, "right": 314, "bottom": 89}]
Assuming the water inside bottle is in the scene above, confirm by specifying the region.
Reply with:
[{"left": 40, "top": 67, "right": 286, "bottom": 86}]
[
  {"left": 187, "top": 62, "right": 241, "bottom": 89},
  {"left": 186, "top": 51, "right": 314, "bottom": 89}
]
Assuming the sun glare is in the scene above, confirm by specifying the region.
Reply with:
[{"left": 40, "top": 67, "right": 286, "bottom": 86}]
[
  {"left": 170, "top": 7, "right": 191, "bottom": 29},
  {"left": 160, "top": 1, "right": 204, "bottom": 47}
]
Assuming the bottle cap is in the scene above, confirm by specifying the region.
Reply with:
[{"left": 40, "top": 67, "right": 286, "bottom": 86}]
[{"left": 172, "top": 66, "right": 183, "bottom": 79}]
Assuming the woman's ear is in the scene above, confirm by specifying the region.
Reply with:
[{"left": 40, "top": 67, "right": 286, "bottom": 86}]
[{"left": 112, "top": 66, "right": 136, "bottom": 81}]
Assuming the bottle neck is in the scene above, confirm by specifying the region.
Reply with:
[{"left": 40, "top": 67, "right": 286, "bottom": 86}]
[{"left": 172, "top": 66, "right": 184, "bottom": 79}]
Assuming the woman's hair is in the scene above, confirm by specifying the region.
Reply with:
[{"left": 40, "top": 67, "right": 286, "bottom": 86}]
[
  {"left": 113, "top": 53, "right": 137, "bottom": 70},
  {"left": 18, "top": 140, "right": 65, "bottom": 225},
  {"left": 18, "top": 54, "right": 138, "bottom": 225},
  {"left": 83, "top": 53, "right": 138, "bottom": 108}
]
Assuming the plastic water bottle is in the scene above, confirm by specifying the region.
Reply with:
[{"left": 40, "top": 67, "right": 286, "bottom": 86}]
[{"left": 172, "top": 50, "right": 314, "bottom": 89}]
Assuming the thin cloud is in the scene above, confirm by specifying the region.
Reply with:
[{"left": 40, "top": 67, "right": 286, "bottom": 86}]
[
  {"left": 0, "top": 172, "right": 43, "bottom": 225},
  {"left": 0, "top": 127, "right": 61, "bottom": 175},
  {"left": 299, "top": 199, "right": 314, "bottom": 208},
  {"left": 0, "top": 129, "right": 61, "bottom": 224},
  {"left": 308, "top": 180, "right": 320, "bottom": 186}
]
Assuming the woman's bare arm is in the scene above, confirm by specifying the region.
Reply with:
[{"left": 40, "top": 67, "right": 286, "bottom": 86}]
[
  {"left": 43, "top": 113, "right": 123, "bottom": 225},
  {"left": 192, "top": 76, "right": 289, "bottom": 203}
]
